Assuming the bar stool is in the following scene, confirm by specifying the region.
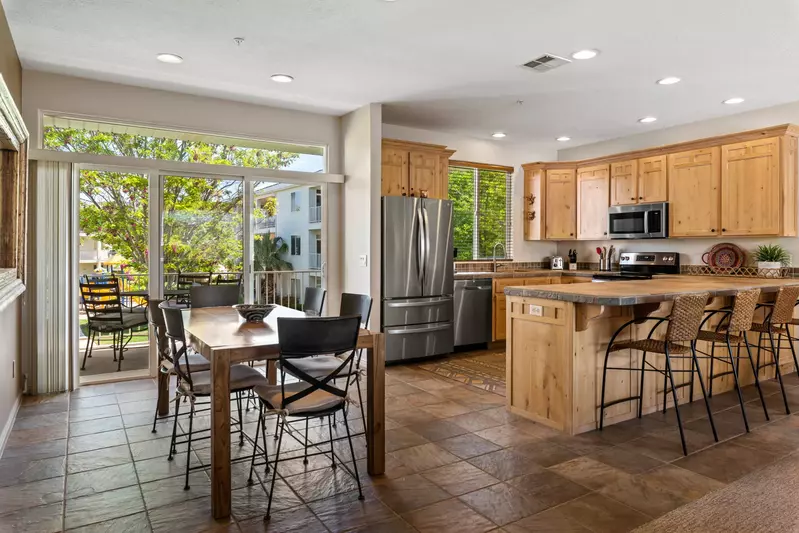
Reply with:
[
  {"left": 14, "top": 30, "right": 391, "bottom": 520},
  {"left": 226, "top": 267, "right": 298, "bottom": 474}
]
[
  {"left": 695, "top": 288, "right": 768, "bottom": 432},
  {"left": 751, "top": 285, "right": 799, "bottom": 414},
  {"left": 599, "top": 292, "right": 716, "bottom": 456}
]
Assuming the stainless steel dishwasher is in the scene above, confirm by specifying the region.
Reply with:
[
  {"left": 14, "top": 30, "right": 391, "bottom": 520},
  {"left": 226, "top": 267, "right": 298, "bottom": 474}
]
[{"left": 453, "top": 278, "right": 492, "bottom": 347}]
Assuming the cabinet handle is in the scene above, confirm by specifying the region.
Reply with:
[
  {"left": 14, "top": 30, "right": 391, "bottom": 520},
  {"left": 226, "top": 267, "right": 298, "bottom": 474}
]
[
  {"left": 603, "top": 231, "right": 607, "bottom": 235},
  {"left": 630, "top": 197, "right": 635, "bottom": 200},
  {"left": 569, "top": 232, "right": 574, "bottom": 236},
  {"left": 638, "top": 196, "right": 643, "bottom": 199},
  {"left": 711, "top": 229, "right": 716, "bottom": 232},
  {"left": 722, "top": 228, "right": 726, "bottom": 232}
]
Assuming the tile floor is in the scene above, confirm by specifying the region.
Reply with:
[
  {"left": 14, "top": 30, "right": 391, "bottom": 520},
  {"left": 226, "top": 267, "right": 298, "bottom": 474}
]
[{"left": 2, "top": 352, "right": 799, "bottom": 532}]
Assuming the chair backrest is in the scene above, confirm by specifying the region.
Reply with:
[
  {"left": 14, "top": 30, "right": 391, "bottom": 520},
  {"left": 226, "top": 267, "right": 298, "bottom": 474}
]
[
  {"left": 80, "top": 279, "right": 123, "bottom": 325},
  {"left": 769, "top": 285, "right": 799, "bottom": 325},
  {"left": 340, "top": 293, "right": 372, "bottom": 328},
  {"left": 727, "top": 288, "right": 761, "bottom": 333},
  {"left": 190, "top": 285, "right": 240, "bottom": 308},
  {"left": 666, "top": 292, "right": 709, "bottom": 341},
  {"left": 275, "top": 316, "right": 361, "bottom": 410},
  {"left": 215, "top": 273, "right": 242, "bottom": 286},
  {"left": 147, "top": 299, "right": 169, "bottom": 362},
  {"left": 177, "top": 272, "right": 212, "bottom": 290},
  {"left": 159, "top": 302, "right": 195, "bottom": 386},
  {"left": 304, "top": 286, "right": 326, "bottom": 316}
]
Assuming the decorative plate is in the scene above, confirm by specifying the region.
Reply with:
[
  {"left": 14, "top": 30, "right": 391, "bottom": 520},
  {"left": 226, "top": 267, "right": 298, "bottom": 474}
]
[{"left": 702, "top": 243, "right": 745, "bottom": 269}]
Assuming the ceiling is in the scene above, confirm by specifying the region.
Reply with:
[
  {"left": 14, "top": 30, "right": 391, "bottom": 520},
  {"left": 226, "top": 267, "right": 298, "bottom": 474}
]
[{"left": 6, "top": 0, "right": 799, "bottom": 148}]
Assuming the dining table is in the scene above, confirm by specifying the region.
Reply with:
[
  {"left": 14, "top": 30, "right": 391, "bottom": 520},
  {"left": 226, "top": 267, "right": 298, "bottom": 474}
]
[{"left": 157, "top": 305, "right": 385, "bottom": 519}]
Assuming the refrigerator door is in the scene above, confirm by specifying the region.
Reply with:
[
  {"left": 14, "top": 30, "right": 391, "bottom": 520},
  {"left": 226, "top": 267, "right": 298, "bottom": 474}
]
[
  {"left": 384, "top": 321, "right": 454, "bottom": 362},
  {"left": 421, "top": 199, "right": 454, "bottom": 297},
  {"left": 382, "top": 296, "right": 453, "bottom": 327},
  {"left": 382, "top": 196, "right": 422, "bottom": 299}
]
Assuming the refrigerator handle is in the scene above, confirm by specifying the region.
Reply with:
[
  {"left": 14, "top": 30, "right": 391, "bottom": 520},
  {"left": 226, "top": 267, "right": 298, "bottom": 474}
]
[
  {"left": 415, "top": 205, "right": 424, "bottom": 285},
  {"left": 422, "top": 205, "right": 430, "bottom": 286}
]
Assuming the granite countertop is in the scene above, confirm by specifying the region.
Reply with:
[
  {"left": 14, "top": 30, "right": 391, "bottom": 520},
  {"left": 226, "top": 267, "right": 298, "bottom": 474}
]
[
  {"left": 454, "top": 269, "right": 600, "bottom": 280},
  {"left": 504, "top": 275, "right": 799, "bottom": 305}
]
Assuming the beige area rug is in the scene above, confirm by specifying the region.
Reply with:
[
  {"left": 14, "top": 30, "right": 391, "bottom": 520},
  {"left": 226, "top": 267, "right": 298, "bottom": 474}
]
[
  {"left": 417, "top": 348, "right": 506, "bottom": 396},
  {"left": 634, "top": 452, "right": 799, "bottom": 533}
]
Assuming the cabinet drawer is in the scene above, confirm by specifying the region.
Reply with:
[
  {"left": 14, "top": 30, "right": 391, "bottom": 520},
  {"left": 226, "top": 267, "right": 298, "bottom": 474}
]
[{"left": 494, "top": 278, "right": 523, "bottom": 294}]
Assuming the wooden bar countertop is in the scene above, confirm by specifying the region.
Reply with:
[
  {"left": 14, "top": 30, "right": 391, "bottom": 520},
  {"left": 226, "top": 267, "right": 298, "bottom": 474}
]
[{"left": 504, "top": 275, "right": 799, "bottom": 305}]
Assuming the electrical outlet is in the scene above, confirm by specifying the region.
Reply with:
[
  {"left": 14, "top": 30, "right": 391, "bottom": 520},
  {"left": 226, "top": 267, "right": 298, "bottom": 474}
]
[{"left": 359, "top": 254, "right": 368, "bottom": 267}]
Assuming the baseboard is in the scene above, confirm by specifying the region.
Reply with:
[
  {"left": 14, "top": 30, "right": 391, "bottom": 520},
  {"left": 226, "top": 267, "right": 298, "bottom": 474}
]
[{"left": 0, "top": 393, "right": 21, "bottom": 459}]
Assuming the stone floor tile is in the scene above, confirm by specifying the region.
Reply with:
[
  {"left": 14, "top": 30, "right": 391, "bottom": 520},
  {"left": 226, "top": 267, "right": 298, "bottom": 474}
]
[
  {"left": 420, "top": 401, "right": 474, "bottom": 418},
  {"left": 672, "top": 440, "right": 782, "bottom": 483},
  {"left": 68, "top": 429, "right": 128, "bottom": 454},
  {"left": 148, "top": 493, "right": 237, "bottom": 533},
  {"left": 509, "top": 440, "right": 579, "bottom": 467},
  {"left": 555, "top": 493, "right": 650, "bottom": 533},
  {"left": 65, "top": 512, "right": 151, "bottom": 532},
  {"left": 133, "top": 453, "right": 199, "bottom": 484},
  {"left": 0, "top": 476, "right": 65, "bottom": 514},
  {"left": 308, "top": 489, "right": 395, "bottom": 533},
  {"left": 503, "top": 507, "right": 591, "bottom": 533},
  {"left": 437, "top": 433, "right": 502, "bottom": 459},
  {"left": 64, "top": 485, "right": 146, "bottom": 530},
  {"left": 473, "top": 425, "right": 537, "bottom": 448},
  {"left": 446, "top": 411, "right": 504, "bottom": 433},
  {"left": 385, "top": 426, "right": 430, "bottom": 452},
  {"left": 232, "top": 478, "right": 301, "bottom": 520},
  {"left": 459, "top": 482, "right": 546, "bottom": 526},
  {"left": 1, "top": 439, "right": 67, "bottom": 462},
  {"left": 70, "top": 395, "right": 119, "bottom": 411},
  {"left": 505, "top": 469, "right": 589, "bottom": 508},
  {"left": 403, "top": 498, "right": 495, "bottom": 533},
  {"left": 68, "top": 444, "right": 132, "bottom": 474},
  {"left": 6, "top": 424, "right": 69, "bottom": 447},
  {"left": 389, "top": 443, "right": 460, "bottom": 473},
  {"left": 0, "top": 455, "right": 66, "bottom": 488},
  {"left": 69, "top": 404, "right": 122, "bottom": 423},
  {"left": 0, "top": 501, "right": 63, "bottom": 533},
  {"left": 69, "top": 416, "right": 125, "bottom": 438},
  {"left": 141, "top": 472, "right": 211, "bottom": 510},
  {"left": 238, "top": 504, "right": 326, "bottom": 533},
  {"left": 588, "top": 446, "right": 665, "bottom": 474},
  {"left": 13, "top": 412, "right": 69, "bottom": 431},
  {"left": 549, "top": 456, "right": 634, "bottom": 491},
  {"left": 67, "top": 463, "right": 139, "bottom": 498},
  {"left": 282, "top": 466, "right": 358, "bottom": 503},
  {"left": 371, "top": 473, "right": 450, "bottom": 513},
  {"left": 467, "top": 449, "right": 545, "bottom": 481},
  {"left": 421, "top": 460, "right": 499, "bottom": 496},
  {"left": 407, "top": 419, "right": 469, "bottom": 442}
]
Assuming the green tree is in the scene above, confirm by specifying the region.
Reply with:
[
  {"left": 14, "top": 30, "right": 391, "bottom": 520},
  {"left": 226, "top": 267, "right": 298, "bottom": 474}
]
[
  {"left": 253, "top": 234, "right": 292, "bottom": 272},
  {"left": 46, "top": 126, "right": 298, "bottom": 274},
  {"left": 448, "top": 167, "right": 508, "bottom": 260}
]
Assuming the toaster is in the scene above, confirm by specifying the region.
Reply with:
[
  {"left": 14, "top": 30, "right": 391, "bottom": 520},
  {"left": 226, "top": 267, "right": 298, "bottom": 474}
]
[{"left": 550, "top": 256, "right": 564, "bottom": 270}]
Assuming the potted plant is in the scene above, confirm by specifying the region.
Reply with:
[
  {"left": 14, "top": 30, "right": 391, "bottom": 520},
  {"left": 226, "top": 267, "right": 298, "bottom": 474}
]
[{"left": 753, "top": 244, "right": 790, "bottom": 277}]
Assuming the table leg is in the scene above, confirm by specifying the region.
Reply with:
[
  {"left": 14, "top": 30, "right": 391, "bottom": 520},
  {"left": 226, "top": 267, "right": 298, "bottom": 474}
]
[
  {"left": 268, "top": 360, "right": 278, "bottom": 385},
  {"left": 210, "top": 349, "right": 232, "bottom": 519},
  {"left": 156, "top": 326, "right": 169, "bottom": 417},
  {"left": 366, "top": 333, "right": 385, "bottom": 475}
]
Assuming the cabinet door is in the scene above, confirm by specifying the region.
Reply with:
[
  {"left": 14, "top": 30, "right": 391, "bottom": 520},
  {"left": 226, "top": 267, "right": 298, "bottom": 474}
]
[
  {"left": 381, "top": 147, "right": 409, "bottom": 196},
  {"left": 638, "top": 155, "right": 668, "bottom": 203},
  {"left": 577, "top": 165, "right": 610, "bottom": 240},
  {"left": 430, "top": 154, "right": 450, "bottom": 200},
  {"left": 545, "top": 169, "right": 577, "bottom": 239},
  {"left": 494, "top": 297, "right": 506, "bottom": 341},
  {"left": 721, "top": 138, "right": 780, "bottom": 236},
  {"left": 668, "top": 147, "right": 721, "bottom": 237},
  {"left": 408, "top": 151, "right": 440, "bottom": 198},
  {"left": 610, "top": 160, "right": 638, "bottom": 206}
]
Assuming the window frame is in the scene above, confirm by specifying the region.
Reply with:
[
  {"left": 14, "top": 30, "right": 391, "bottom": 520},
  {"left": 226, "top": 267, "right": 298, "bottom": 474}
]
[{"left": 290, "top": 235, "right": 301, "bottom": 256}]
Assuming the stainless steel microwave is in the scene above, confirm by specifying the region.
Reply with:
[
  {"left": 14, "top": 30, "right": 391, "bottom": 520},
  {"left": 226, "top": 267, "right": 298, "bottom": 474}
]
[{"left": 608, "top": 202, "right": 668, "bottom": 239}]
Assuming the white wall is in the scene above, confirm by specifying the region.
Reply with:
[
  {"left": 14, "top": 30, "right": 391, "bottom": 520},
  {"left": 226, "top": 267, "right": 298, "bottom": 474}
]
[
  {"left": 22, "top": 71, "right": 342, "bottom": 173},
  {"left": 382, "top": 124, "right": 558, "bottom": 262},
  {"left": 341, "top": 104, "right": 382, "bottom": 325},
  {"left": 556, "top": 101, "right": 799, "bottom": 265}
]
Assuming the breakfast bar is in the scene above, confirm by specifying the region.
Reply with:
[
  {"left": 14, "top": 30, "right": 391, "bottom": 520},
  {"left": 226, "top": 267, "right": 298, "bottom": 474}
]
[{"left": 503, "top": 276, "right": 799, "bottom": 435}]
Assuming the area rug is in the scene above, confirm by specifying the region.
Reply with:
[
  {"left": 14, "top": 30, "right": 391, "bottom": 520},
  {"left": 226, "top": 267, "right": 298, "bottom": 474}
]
[{"left": 417, "top": 349, "right": 506, "bottom": 396}]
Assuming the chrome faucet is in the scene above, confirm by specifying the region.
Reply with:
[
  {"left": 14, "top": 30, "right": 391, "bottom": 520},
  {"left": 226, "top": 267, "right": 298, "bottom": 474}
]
[{"left": 492, "top": 242, "right": 506, "bottom": 272}]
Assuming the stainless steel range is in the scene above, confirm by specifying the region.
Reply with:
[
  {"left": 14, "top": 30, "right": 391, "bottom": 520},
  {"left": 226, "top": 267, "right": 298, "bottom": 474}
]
[{"left": 592, "top": 252, "right": 680, "bottom": 282}]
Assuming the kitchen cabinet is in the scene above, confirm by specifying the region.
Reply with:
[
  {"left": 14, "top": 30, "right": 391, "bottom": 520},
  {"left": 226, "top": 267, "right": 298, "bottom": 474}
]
[
  {"left": 668, "top": 147, "right": 721, "bottom": 237},
  {"left": 545, "top": 169, "right": 577, "bottom": 239},
  {"left": 610, "top": 160, "right": 638, "bottom": 206},
  {"left": 381, "top": 139, "right": 455, "bottom": 199},
  {"left": 577, "top": 164, "right": 610, "bottom": 240},
  {"left": 492, "top": 276, "right": 553, "bottom": 341},
  {"left": 721, "top": 138, "right": 780, "bottom": 236},
  {"left": 637, "top": 155, "right": 668, "bottom": 203}
]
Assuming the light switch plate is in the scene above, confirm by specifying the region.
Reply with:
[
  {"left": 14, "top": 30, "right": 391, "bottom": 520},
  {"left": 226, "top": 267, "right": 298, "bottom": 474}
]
[{"left": 359, "top": 254, "right": 368, "bottom": 267}]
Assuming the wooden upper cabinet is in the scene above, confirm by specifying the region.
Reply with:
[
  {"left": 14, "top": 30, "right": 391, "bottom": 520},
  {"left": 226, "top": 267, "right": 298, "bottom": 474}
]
[
  {"left": 668, "top": 147, "right": 721, "bottom": 237},
  {"left": 381, "top": 139, "right": 455, "bottom": 199},
  {"left": 545, "top": 169, "right": 577, "bottom": 239},
  {"left": 637, "top": 155, "right": 668, "bottom": 203},
  {"left": 576, "top": 165, "right": 610, "bottom": 240},
  {"left": 610, "top": 160, "right": 637, "bottom": 206},
  {"left": 381, "top": 146, "right": 409, "bottom": 197},
  {"left": 721, "top": 138, "right": 780, "bottom": 236}
]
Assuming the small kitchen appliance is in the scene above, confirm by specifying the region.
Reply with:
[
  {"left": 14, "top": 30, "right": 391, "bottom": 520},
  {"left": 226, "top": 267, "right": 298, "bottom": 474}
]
[
  {"left": 608, "top": 202, "right": 669, "bottom": 239},
  {"left": 592, "top": 252, "right": 679, "bottom": 282},
  {"left": 550, "top": 256, "right": 564, "bottom": 270}
]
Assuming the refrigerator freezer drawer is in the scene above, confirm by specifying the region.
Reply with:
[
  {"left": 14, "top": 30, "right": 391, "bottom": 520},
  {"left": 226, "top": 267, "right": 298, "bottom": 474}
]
[
  {"left": 384, "top": 322, "right": 454, "bottom": 362},
  {"left": 382, "top": 296, "right": 453, "bottom": 327}
]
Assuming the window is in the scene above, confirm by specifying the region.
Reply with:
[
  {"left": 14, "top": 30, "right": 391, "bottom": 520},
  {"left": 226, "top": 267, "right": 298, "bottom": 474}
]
[
  {"left": 290, "top": 235, "right": 301, "bottom": 255},
  {"left": 42, "top": 114, "right": 326, "bottom": 172},
  {"left": 291, "top": 192, "right": 300, "bottom": 212},
  {"left": 448, "top": 163, "right": 513, "bottom": 261}
]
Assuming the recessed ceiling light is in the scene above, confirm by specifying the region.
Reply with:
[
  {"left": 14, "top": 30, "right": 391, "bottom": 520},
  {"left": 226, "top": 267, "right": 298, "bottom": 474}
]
[
  {"left": 556, "top": 136, "right": 571, "bottom": 142},
  {"left": 156, "top": 53, "right": 183, "bottom": 64},
  {"left": 723, "top": 97, "right": 745, "bottom": 105},
  {"left": 571, "top": 49, "right": 598, "bottom": 60},
  {"left": 271, "top": 74, "right": 294, "bottom": 83},
  {"left": 491, "top": 132, "right": 506, "bottom": 139},
  {"left": 657, "top": 77, "right": 681, "bottom": 85},
  {"left": 638, "top": 116, "right": 657, "bottom": 123}
]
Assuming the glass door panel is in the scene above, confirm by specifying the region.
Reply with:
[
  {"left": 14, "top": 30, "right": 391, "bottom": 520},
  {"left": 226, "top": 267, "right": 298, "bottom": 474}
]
[{"left": 78, "top": 169, "right": 150, "bottom": 381}]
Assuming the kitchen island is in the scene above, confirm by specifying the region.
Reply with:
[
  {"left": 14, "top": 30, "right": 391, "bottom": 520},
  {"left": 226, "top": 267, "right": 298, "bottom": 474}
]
[{"left": 504, "top": 276, "right": 799, "bottom": 435}]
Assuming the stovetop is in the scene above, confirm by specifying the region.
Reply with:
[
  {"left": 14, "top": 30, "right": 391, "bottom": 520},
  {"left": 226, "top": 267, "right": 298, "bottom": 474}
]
[{"left": 592, "top": 272, "right": 653, "bottom": 281}]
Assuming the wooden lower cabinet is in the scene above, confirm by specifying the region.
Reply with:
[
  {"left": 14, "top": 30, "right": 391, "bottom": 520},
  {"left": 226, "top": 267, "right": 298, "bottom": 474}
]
[{"left": 492, "top": 276, "right": 553, "bottom": 341}]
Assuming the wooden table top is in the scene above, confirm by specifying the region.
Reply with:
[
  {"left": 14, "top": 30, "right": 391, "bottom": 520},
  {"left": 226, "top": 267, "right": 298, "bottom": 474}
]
[{"left": 504, "top": 275, "right": 799, "bottom": 305}]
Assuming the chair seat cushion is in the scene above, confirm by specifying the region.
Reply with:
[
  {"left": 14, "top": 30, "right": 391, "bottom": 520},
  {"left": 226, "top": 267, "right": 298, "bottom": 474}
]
[
  {"left": 696, "top": 330, "right": 744, "bottom": 344},
  {"left": 276, "top": 356, "right": 357, "bottom": 379},
  {"left": 176, "top": 353, "right": 211, "bottom": 372},
  {"left": 179, "top": 364, "right": 266, "bottom": 395},
  {"left": 92, "top": 313, "right": 148, "bottom": 331},
  {"left": 253, "top": 382, "right": 345, "bottom": 416},
  {"left": 609, "top": 339, "right": 691, "bottom": 354}
]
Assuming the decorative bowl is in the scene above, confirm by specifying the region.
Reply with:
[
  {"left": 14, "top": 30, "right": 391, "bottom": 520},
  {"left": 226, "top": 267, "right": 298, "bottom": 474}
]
[{"left": 233, "top": 304, "right": 276, "bottom": 323}]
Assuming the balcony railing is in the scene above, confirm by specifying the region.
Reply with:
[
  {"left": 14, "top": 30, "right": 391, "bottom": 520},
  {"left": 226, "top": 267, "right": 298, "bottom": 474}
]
[
  {"left": 79, "top": 249, "right": 111, "bottom": 263},
  {"left": 309, "top": 252, "right": 321, "bottom": 269},
  {"left": 309, "top": 205, "right": 322, "bottom": 223},
  {"left": 255, "top": 216, "right": 277, "bottom": 232}
]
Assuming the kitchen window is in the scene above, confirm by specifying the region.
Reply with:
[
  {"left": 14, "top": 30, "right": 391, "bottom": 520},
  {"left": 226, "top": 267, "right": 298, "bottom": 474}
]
[
  {"left": 448, "top": 162, "right": 514, "bottom": 261},
  {"left": 290, "top": 235, "right": 301, "bottom": 255}
]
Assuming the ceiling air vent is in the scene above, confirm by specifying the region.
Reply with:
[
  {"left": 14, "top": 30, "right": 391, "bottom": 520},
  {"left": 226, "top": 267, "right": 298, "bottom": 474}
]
[{"left": 523, "top": 54, "right": 571, "bottom": 73}]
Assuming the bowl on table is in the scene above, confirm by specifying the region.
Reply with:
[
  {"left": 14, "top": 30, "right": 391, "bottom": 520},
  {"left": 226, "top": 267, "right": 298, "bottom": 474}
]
[{"left": 233, "top": 304, "right": 277, "bottom": 323}]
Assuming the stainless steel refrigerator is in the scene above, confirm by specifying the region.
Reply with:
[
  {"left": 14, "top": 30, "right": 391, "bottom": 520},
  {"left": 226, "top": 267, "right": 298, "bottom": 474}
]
[{"left": 382, "top": 196, "right": 454, "bottom": 362}]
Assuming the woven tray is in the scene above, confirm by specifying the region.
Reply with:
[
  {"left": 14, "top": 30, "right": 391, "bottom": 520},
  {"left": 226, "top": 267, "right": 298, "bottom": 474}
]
[{"left": 683, "top": 264, "right": 794, "bottom": 278}]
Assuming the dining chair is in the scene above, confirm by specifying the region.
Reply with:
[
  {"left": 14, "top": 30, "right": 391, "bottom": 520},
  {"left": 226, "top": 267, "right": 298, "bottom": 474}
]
[
  {"left": 80, "top": 279, "right": 148, "bottom": 372},
  {"left": 160, "top": 302, "right": 267, "bottom": 490},
  {"left": 215, "top": 273, "right": 243, "bottom": 286},
  {"left": 176, "top": 272, "right": 212, "bottom": 306},
  {"left": 147, "top": 299, "right": 211, "bottom": 433},
  {"left": 248, "top": 315, "right": 364, "bottom": 521},
  {"left": 303, "top": 286, "right": 326, "bottom": 316},
  {"left": 190, "top": 285, "right": 240, "bottom": 308}
]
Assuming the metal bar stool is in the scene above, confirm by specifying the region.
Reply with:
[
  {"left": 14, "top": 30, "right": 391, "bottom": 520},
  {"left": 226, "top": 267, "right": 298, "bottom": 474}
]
[
  {"left": 751, "top": 285, "right": 799, "bottom": 414},
  {"left": 694, "top": 288, "right": 768, "bottom": 432},
  {"left": 599, "top": 292, "right": 717, "bottom": 456}
]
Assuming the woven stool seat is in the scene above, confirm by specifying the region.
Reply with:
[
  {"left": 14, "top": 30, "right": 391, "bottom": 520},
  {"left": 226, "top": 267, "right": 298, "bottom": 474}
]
[
  {"left": 609, "top": 339, "right": 690, "bottom": 354},
  {"left": 749, "top": 322, "right": 787, "bottom": 334},
  {"left": 696, "top": 329, "right": 743, "bottom": 344}
]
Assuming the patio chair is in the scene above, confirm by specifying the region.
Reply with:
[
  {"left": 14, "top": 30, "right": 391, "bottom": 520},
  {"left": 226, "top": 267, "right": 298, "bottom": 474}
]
[
  {"left": 190, "top": 285, "right": 240, "bottom": 308},
  {"left": 175, "top": 272, "right": 212, "bottom": 306}
]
